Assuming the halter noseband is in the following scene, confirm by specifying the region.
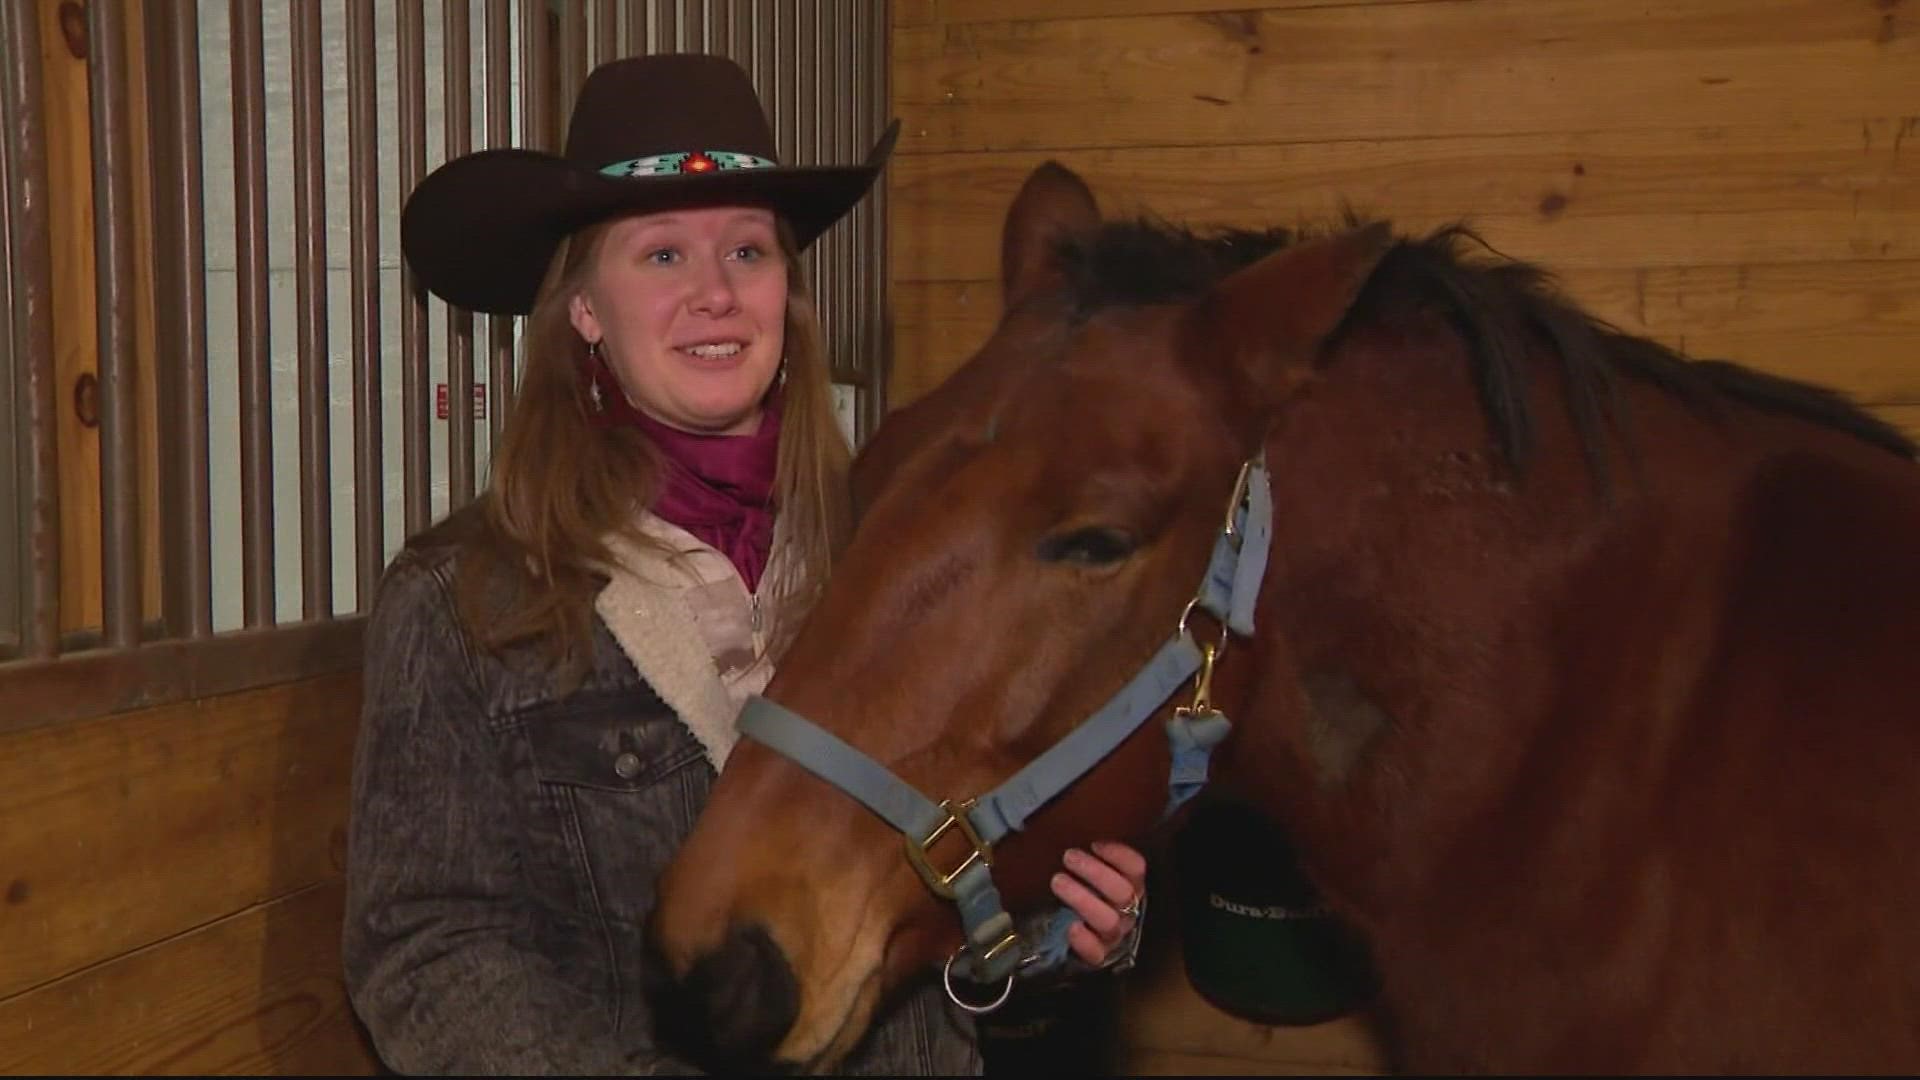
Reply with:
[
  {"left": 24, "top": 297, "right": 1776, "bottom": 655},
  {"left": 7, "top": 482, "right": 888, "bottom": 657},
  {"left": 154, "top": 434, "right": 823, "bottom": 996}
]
[{"left": 737, "top": 455, "right": 1273, "bottom": 1012}]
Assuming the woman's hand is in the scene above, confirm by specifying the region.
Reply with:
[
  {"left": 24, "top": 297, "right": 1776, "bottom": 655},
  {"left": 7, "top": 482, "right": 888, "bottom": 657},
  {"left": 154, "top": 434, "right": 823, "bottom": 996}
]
[{"left": 1050, "top": 840, "right": 1149, "bottom": 967}]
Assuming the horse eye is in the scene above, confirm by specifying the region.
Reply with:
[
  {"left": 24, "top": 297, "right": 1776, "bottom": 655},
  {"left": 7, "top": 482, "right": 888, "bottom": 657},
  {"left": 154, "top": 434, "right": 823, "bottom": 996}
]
[{"left": 1036, "top": 526, "right": 1137, "bottom": 566}]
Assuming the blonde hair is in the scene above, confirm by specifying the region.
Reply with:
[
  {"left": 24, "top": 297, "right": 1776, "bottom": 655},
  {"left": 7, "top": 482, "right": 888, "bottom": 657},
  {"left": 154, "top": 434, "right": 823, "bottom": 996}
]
[{"left": 449, "top": 216, "right": 852, "bottom": 685}]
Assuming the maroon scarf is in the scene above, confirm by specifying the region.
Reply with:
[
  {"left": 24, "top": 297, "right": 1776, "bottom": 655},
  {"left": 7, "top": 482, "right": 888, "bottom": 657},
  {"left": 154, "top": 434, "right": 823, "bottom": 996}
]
[{"left": 628, "top": 400, "right": 781, "bottom": 593}]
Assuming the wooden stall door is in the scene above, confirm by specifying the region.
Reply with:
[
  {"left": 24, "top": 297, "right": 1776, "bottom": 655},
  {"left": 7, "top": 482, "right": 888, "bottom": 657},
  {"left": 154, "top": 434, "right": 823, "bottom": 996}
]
[{"left": 0, "top": 0, "right": 378, "bottom": 1072}]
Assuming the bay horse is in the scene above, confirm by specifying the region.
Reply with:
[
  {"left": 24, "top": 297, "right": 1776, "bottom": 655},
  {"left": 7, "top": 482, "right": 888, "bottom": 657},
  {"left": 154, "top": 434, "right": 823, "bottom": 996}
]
[{"left": 646, "top": 161, "right": 1920, "bottom": 1074}]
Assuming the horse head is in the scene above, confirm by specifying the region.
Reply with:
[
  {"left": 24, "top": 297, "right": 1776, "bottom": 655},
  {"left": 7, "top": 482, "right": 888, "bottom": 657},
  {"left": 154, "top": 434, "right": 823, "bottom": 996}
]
[
  {"left": 650, "top": 152, "right": 1920, "bottom": 1073},
  {"left": 642, "top": 161, "right": 1392, "bottom": 1071}
]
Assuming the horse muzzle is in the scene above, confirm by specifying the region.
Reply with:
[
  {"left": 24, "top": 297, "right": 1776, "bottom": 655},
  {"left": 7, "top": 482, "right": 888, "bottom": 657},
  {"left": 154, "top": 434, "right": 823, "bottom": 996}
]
[{"left": 641, "top": 916, "right": 803, "bottom": 1074}]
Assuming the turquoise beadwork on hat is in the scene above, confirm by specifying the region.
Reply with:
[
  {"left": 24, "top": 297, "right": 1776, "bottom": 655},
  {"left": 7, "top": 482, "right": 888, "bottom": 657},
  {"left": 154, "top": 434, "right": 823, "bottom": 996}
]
[{"left": 599, "top": 149, "right": 777, "bottom": 177}]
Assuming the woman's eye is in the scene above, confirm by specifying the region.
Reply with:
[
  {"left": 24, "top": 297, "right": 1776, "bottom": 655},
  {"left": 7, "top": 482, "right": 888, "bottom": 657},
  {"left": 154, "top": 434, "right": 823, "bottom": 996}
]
[
  {"left": 1036, "top": 526, "right": 1137, "bottom": 567},
  {"left": 645, "top": 247, "right": 679, "bottom": 266},
  {"left": 730, "top": 243, "right": 766, "bottom": 262}
]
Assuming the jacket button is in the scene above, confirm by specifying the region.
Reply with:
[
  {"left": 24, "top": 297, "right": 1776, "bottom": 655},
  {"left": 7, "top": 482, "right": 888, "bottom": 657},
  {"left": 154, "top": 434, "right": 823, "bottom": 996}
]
[{"left": 614, "top": 751, "right": 643, "bottom": 780}]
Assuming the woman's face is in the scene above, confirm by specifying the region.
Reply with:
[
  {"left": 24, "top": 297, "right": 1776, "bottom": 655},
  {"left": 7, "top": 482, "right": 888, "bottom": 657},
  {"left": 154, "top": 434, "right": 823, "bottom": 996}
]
[{"left": 568, "top": 204, "right": 788, "bottom": 435}]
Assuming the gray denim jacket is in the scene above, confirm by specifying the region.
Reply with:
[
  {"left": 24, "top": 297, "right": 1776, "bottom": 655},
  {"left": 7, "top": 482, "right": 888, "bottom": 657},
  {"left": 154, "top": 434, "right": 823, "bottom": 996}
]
[{"left": 342, "top": 532, "right": 983, "bottom": 1075}]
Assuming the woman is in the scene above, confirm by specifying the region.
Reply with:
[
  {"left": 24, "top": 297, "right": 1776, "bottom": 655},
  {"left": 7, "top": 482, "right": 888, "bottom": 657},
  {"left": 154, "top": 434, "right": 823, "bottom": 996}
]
[{"left": 343, "top": 53, "right": 1146, "bottom": 1075}]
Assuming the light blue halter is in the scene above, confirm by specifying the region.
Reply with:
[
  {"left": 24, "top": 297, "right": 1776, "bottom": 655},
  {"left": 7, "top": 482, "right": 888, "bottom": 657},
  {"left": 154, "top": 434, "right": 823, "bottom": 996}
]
[{"left": 738, "top": 455, "right": 1273, "bottom": 1012}]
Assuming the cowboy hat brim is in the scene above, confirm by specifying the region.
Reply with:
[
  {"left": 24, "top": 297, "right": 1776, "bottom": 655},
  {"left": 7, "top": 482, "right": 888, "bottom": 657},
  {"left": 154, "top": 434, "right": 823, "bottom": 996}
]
[{"left": 402, "top": 121, "right": 899, "bottom": 316}]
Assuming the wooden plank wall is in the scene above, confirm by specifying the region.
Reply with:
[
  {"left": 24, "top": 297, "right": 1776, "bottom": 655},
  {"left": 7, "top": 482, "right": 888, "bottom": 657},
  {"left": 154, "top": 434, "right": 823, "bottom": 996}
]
[
  {"left": 886, "top": 0, "right": 1918, "bottom": 1072},
  {"left": 885, "top": 0, "right": 1920, "bottom": 450},
  {"left": 0, "top": 674, "right": 379, "bottom": 1074}
]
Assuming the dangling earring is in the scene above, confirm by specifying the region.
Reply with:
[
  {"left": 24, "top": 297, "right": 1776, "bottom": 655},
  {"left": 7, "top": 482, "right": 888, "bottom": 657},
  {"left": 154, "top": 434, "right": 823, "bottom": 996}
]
[
  {"left": 777, "top": 355, "right": 789, "bottom": 389},
  {"left": 586, "top": 340, "right": 606, "bottom": 413}
]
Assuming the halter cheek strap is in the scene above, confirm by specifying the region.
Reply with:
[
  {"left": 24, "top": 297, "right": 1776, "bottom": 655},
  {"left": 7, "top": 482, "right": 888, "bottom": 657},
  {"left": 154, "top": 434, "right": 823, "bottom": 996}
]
[{"left": 736, "top": 455, "right": 1273, "bottom": 999}]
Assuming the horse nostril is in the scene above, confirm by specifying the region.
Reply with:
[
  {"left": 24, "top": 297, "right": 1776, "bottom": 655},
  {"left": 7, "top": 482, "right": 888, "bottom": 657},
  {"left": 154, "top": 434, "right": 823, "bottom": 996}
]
[{"left": 644, "top": 920, "right": 800, "bottom": 1072}]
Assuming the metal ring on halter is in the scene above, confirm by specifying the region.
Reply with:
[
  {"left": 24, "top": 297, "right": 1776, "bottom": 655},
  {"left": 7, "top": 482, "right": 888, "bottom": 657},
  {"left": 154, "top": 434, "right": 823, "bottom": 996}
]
[
  {"left": 1176, "top": 597, "right": 1231, "bottom": 661},
  {"left": 942, "top": 949, "right": 1016, "bottom": 1015}
]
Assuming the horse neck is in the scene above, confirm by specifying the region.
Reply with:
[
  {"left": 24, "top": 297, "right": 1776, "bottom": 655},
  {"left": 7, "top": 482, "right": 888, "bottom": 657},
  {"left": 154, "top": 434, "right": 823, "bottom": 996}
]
[{"left": 1209, "top": 318, "right": 1771, "bottom": 920}]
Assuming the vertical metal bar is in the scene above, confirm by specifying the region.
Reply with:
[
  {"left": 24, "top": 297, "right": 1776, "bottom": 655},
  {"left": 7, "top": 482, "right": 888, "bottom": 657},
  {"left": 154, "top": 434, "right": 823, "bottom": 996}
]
[
  {"left": 704, "top": 0, "right": 726, "bottom": 60},
  {"left": 809, "top": 0, "right": 829, "bottom": 371},
  {"left": 867, "top": 0, "right": 890, "bottom": 438},
  {"left": 0, "top": 14, "right": 16, "bottom": 654},
  {"left": 230, "top": 0, "right": 274, "bottom": 626},
  {"left": 519, "top": 0, "right": 551, "bottom": 152},
  {"left": 1, "top": 0, "right": 58, "bottom": 656},
  {"left": 624, "top": 0, "right": 646, "bottom": 56},
  {"left": 754, "top": 2, "right": 777, "bottom": 154},
  {"left": 849, "top": 0, "right": 867, "bottom": 409},
  {"left": 559, "top": 0, "right": 586, "bottom": 121},
  {"left": 443, "top": 0, "right": 475, "bottom": 508},
  {"left": 594, "top": 0, "right": 617, "bottom": 65},
  {"left": 793, "top": 2, "right": 812, "bottom": 163},
  {"left": 292, "top": 0, "right": 332, "bottom": 618},
  {"left": 792, "top": 0, "right": 816, "bottom": 383},
  {"left": 348, "top": 0, "right": 383, "bottom": 606},
  {"left": 820, "top": 0, "right": 837, "bottom": 373},
  {"left": 485, "top": 0, "right": 513, "bottom": 444},
  {"left": 149, "top": 0, "right": 211, "bottom": 637},
  {"left": 398, "top": 0, "right": 430, "bottom": 536},
  {"left": 851, "top": 0, "right": 865, "bottom": 396},
  {"left": 834, "top": 0, "right": 851, "bottom": 383},
  {"left": 654, "top": 0, "right": 677, "bottom": 55},
  {"left": 728, "top": 0, "right": 750, "bottom": 69},
  {"left": 773, "top": 0, "right": 792, "bottom": 165},
  {"left": 840, "top": 0, "right": 854, "bottom": 387},
  {"left": 89, "top": 0, "right": 140, "bottom": 647}
]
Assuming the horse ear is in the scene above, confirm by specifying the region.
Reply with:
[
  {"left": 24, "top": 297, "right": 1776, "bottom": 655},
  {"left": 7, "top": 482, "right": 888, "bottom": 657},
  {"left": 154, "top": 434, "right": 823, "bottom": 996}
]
[
  {"left": 1202, "top": 221, "right": 1396, "bottom": 405},
  {"left": 1001, "top": 162, "right": 1100, "bottom": 310}
]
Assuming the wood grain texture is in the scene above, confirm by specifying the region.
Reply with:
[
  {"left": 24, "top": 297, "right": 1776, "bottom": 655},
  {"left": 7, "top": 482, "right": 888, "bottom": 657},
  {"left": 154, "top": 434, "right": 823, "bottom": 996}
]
[
  {"left": 0, "top": 672, "right": 362, "bottom": 1000},
  {"left": 1559, "top": 261, "right": 1920, "bottom": 403},
  {"left": 0, "top": 879, "right": 381, "bottom": 1075},
  {"left": 38, "top": 0, "right": 102, "bottom": 634},
  {"left": 1879, "top": 404, "right": 1920, "bottom": 443},
  {"left": 888, "top": 257, "right": 1920, "bottom": 411},
  {"left": 886, "top": 279, "right": 1002, "bottom": 406},
  {"left": 892, "top": 0, "right": 1434, "bottom": 29},
  {"left": 886, "top": 123, "right": 1920, "bottom": 283},
  {"left": 893, "top": 0, "right": 1920, "bottom": 155}
]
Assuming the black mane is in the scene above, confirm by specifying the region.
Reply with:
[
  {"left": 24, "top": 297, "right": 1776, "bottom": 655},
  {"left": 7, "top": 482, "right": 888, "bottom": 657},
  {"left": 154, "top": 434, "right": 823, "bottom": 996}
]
[{"left": 1054, "top": 218, "right": 1916, "bottom": 483}]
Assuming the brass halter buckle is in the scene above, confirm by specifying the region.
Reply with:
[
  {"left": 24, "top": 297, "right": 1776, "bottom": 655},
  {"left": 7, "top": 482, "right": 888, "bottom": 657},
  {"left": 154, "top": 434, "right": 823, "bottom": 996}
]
[
  {"left": 905, "top": 798, "right": 993, "bottom": 900},
  {"left": 1176, "top": 639, "right": 1221, "bottom": 719}
]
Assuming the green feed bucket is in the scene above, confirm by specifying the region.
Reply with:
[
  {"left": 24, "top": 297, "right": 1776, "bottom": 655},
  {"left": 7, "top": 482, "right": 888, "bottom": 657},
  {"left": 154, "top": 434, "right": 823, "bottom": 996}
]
[{"left": 1173, "top": 797, "right": 1380, "bottom": 1027}]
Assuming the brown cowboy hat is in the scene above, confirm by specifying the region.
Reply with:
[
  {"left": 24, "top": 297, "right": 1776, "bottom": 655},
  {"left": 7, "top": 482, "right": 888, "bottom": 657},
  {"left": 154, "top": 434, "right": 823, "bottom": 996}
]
[{"left": 401, "top": 52, "right": 899, "bottom": 316}]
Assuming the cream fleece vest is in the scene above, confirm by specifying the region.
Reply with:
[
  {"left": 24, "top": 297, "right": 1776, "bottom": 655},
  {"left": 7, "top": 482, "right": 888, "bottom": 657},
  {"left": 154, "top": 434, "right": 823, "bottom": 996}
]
[{"left": 593, "top": 514, "right": 785, "bottom": 771}]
